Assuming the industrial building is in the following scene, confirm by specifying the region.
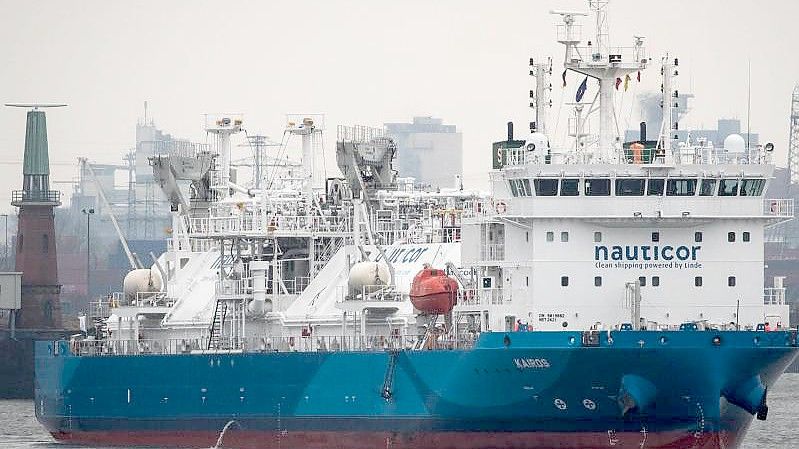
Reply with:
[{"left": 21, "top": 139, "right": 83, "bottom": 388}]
[{"left": 385, "top": 116, "right": 462, "bottom": 189}]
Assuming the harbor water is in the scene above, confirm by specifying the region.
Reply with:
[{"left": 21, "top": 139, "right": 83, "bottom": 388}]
[{"left": 3, "top": 374, "right": 798, "bottom": 449}]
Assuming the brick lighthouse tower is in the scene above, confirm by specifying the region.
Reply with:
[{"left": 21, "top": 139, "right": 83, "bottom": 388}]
[{"left": 9, "top": 104, "right": 65, "bottom": 329}]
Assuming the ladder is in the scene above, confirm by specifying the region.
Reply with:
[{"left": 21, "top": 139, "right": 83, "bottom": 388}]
[
  {"left": 207, "top": 300, "right": 228, "bottom": 349},
  {"left": 313, "top": 236, "right": 344, "bottom": 275},
  {"left": 414, "top": 315, "right": 440, "bottom": 350},
  {"left": 381, "top": 350, "right": 399, "bottom": 400}
]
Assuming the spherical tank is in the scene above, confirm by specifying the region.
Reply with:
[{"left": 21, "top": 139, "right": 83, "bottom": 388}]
[
  {"left": 123, "top": 268, "right": 164, "bottom": 300},
  {"left": 348, "top": 261, "right": 391, "bottom": 295}
]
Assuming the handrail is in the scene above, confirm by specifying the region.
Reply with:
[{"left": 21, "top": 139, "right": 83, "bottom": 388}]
[
  {"left": 66, "top": 334, "right": 475, "bottom": 356},
  {"left": 11, "top": 189, "right": 60, "bottom": 203}
]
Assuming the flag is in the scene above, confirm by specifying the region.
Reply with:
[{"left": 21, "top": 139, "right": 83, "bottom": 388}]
[
  {"left": 562, "top": 69, "right": 567, "bottom": 87},
  {"left": 576, "top": 76, "right": 588, "bottom": 102},
  {"left": 615, "top": 77, "right": 622, "bottom": 90},
  {"left": 623, "top": 74, "right": 631, "bottom": 91},
  {"left": 637, "top": 71, "right": 641, "bottom": 82}
]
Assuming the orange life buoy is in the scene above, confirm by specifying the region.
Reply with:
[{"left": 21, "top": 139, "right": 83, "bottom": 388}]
[{"left": 495, "top": 202, "right": 507, "bottom": 214}]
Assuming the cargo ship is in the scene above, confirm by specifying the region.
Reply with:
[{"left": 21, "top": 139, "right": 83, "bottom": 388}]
[{"left": 35, "top": 1, "right": 798, "bottom": 448}]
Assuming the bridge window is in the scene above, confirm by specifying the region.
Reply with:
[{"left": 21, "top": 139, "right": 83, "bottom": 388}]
[
  {"left": 615, "top": 178, "right": 645, "bottom": 196},
  {"left": 546, "top": 231, "right": 554, "bottom": 242},
  {"left": 561, "top": 179, "right": 580, "bottom": 196},
  {"left": 652, "top": 276, "right": 660, "bottom": 287},
  {"left": 594, "top": 231, "right": 602, "bottom": 242},
  {"left": 594, "top": 276, "right": 602, "bottom": 287},
  {"left": 695, "top": 231, "right": 703, "bottom": 242},
  {"left": 694, "top": 276, "right": 703, "bottom": 287},
  {"left": 508, "top": 180, "right": 518, "bottom": 197},
  {"left": 743, "top": 231, "right": 750, "bottom": 242},
  {"left": 666, "top": 179, "right": 697, "bottom": 196},
  {"left": 728, "top": 276, "right": 736, "bottom": 287},
  {"left": 561, "top": 276, "right": 569, "bottom": 287},
  {"left": 728, "top": 232, "right": 736, "bottom": 242},
  {"left": 585, "top": 178, "right": 611, "bottom": 196},
  {"left": 638, "top": 276, "right": 647, "bottom": 287},
  {"left": 560, "top": 231, "right": 569, "bottom": 242},
  {"left": 740, "top": 179, "right": 765, "bottom": 196},
  {"left": 520, "top": 179, "right": 532, "bottom": 196},
  {"left": 651, "top": 232, "right": 660, "bottom": 242},
  {"left": 509, "top": 179, "right": 532, "bottom": 197},
  {"left": 647, "top": 179, "right": 665, "bottom": 196},
  {"left": 719, "top": 179, "right": 739, "bottom": 196},
  {"left": 699, "top": 179, "right": 717, "bottom": 196},
  {"left": 533, "top": 179, "right": 559, "bottom": 196}
]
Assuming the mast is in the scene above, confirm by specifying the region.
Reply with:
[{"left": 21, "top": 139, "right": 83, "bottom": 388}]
[
  {"left": 286, "top": 115, "right": 324, "bottom": 197},
  {"left": 529, "top": 58, "right": 552, "bottom": 136},
  {"left": 553, "top": 0, "right": 647, "bottom": 162},
  {"left": 205, "top": 114, "right": 243, "bottom": 200},
  {"left": 658, "top": 54, "right": 678, "bottom": 154}
]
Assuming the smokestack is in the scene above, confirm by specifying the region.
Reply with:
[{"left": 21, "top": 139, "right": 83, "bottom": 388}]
[
  {"left": 639, "top": 121, "right": 647, "bottom": 142},
  {"left": 507, "top": 122, "right": 514, "bottom": 141}
]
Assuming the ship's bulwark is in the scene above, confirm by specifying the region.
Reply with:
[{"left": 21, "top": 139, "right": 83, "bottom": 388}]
[{"left": 35, "top": 331, "right": 798, "bottom": 449}]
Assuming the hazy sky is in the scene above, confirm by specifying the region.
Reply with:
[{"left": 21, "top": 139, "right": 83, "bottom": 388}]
[{"left": 1, "top": 0, "right": 797, "bottom": 213}]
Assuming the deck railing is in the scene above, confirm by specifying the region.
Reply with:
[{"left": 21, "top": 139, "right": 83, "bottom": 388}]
[
  {"left": 338, "top": 285, "right": 406, "bottom": 303},
  {"left": 11, "top": 189, "right": 60, "bottom": 204},
  {"left": 481, "top": 243, "right": 505, "bottom": 261},
  {"left": 456, "top": 288, "right": 504, "bottom": 306},
  {"left": 66, "top": 334, "right": 475, "bottom": 357},
  {"left": 764, "top": 199, "right": 794, "bottom": 218},
  {"left": 188, "top": 213, "right": 352, "bottom": 236},
  {"left": 764, "top": 287, "right": 787, "bottom": 305}
]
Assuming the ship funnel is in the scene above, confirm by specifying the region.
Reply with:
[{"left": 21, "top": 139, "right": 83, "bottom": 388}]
[
  {"left": 507, "top": 122, "right": 514, "bottom": 141},
  {"left": 639, "top": 122, "right": 647, "bottom": 142}
]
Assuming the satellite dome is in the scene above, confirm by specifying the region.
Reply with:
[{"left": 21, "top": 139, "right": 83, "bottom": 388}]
[{"left": 723, "top": 134, "right": 746, "bottom": 153}]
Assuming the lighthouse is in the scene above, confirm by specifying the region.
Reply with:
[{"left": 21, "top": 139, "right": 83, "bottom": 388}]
[{"left": 9, "top": 104, "right": 64, "bottom": 329}]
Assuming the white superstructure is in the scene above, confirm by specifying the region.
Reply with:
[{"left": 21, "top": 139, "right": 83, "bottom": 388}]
[{"left": 458, "top": 0, "right": 792, "bottom": 334}]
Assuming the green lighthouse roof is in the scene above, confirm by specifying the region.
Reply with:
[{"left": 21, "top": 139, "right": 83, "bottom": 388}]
[{"left": 22, "top": 110, "right": 50, "bottom": 176}]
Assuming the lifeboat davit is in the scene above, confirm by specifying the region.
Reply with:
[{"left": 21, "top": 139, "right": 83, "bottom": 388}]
[{"left": 409, "top": 267, "right": 458, "bottom": 314}]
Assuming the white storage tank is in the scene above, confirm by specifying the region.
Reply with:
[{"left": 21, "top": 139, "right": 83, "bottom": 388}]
[
  {"left": 348, "top": 261, "right": 391, "bottom": 296},
  {"left": 122, "top": 268, "right": 163, "bottom": 301}
]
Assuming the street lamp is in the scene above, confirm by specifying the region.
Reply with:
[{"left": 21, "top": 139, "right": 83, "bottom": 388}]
[{"left": 82, "top": 208, "right": 95, "bottom": 301}]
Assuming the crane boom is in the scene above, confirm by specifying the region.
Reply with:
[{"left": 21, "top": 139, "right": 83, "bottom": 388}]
[{"left": 80, "top": 158, "right": 139, "bottom": 270}]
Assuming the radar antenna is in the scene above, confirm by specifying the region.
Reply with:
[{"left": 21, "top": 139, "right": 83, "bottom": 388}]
[{"left": 5, "top": 103, "right": 67, "bottom": 109}]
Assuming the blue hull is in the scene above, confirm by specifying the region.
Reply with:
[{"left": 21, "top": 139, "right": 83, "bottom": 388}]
[{"left": 35, "top": 331, "right": 798, "bottom": 449}]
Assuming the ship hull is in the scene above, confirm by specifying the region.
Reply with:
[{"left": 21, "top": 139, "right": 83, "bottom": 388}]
[
  {"left": 35, "top": 331, "right": 798, "bottom": 449},
  {"left": 44, "top": 428, "right": 747, "bottom": 449}
]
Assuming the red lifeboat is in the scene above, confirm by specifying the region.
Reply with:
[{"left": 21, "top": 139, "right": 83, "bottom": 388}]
[{"left": 409, "top": 267, "right": 459, "bottom": 314}]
